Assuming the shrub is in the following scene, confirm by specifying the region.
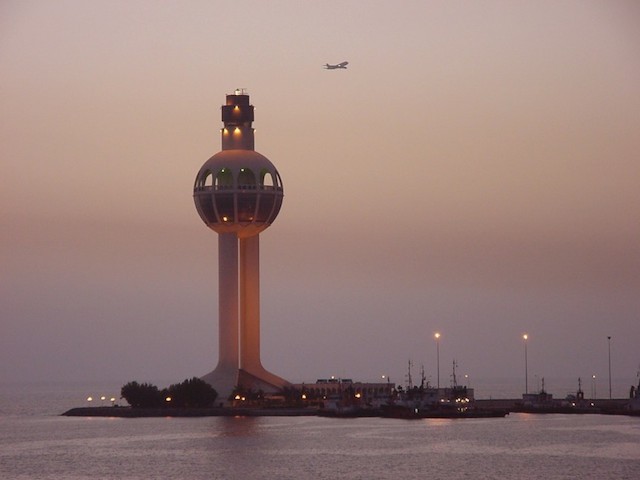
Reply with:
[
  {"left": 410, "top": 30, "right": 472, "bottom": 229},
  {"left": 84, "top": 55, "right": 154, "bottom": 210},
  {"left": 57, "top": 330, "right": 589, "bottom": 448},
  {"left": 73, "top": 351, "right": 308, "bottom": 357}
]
[
  {"left": 120, "top": 381, "right": 163, "bottom": 408},
  {"left": 167, "top": 377, "right": 218, "bottom": 408}
]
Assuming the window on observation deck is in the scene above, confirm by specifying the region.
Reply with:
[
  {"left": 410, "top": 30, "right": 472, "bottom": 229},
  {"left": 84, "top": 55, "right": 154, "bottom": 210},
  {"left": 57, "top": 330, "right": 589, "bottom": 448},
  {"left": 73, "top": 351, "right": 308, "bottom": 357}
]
[
  {"left": 215, "top": 168, "right": 233, "bottom": 190},
  {"left": 237, "top": 168, "right": 256, "bottom": 190},
  {"left": 215, "top": 194, "right": 234, "bottom": 223},
  {"left": 195, "top": 195, "right": 216, "bottom": 224},
  {"left": 203, "top": 171, "right": 213, "bottom": 188},
  {"left": 237, "top": 192, "right": 257, "bottom": 222},
  {"left": 255, "top": 194, "right": 275, "bottom": 222},
  {"left": 261, "top": 170, "right": 275, "bottom": 190}
]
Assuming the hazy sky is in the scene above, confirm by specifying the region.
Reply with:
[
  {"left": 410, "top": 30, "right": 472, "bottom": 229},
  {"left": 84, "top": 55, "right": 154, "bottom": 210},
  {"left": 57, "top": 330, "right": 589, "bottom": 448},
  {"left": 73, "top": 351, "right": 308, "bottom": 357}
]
[{"left": 2, "top": 1, "right": 639, "bottom": 396}]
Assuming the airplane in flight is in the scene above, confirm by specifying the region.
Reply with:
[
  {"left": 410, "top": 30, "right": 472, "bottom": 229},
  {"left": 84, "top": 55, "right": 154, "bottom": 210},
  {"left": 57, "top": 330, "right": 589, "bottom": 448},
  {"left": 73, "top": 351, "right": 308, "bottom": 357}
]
[{"left": 324, "top": 61, "right": 348, "bottom": 70}]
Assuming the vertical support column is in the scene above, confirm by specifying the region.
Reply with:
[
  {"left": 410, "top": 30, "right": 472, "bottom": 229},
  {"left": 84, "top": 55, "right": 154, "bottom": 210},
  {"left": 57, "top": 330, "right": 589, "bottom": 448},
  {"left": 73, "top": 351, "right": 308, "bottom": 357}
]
[
  {"left": 217, "top": 233, "right": 239, "bottom": 370},
  {"left": 239, "top": 235, "right": 261, "bottom": 371}
]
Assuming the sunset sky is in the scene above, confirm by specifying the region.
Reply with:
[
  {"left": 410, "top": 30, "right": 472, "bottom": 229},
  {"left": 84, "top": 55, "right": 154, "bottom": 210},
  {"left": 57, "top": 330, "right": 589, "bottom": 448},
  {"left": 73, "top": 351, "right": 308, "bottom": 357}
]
[{"left": 2, "top": 1, "right": 639, "bottom": 396}]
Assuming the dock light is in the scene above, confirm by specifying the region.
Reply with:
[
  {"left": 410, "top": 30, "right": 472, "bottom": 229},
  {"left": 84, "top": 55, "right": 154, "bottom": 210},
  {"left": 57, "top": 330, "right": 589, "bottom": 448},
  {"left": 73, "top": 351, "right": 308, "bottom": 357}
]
[
  {"left": 301, "top": 393, "right": 307, "bottom": 400},
  {"left": 607, "top": 336, "right": 612, "bottom": 399},
  {"left": 523, "top": 334, "right": 529, "bottom": 394},
  {"left": 434, "top": 333, "right": 441, "bottom": 389},
  {"left": 165, "top": 397, "right": 172, "bottom": 403},
  {"left": 355, "top": 393, "right": 361, "bottom": 399},
  {"left": 110, "top": 397, "right": 116, "bottom": 406},
  {"left": 87, "top": 396, "right": 93, "bottom": 403}
]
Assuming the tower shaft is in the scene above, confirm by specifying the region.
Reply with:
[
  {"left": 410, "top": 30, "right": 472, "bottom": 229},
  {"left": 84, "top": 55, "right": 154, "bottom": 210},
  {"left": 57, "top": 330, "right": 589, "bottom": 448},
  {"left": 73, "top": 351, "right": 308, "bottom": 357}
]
[{"left": 240, "top": 235, "right": 261, "bottom": 370}]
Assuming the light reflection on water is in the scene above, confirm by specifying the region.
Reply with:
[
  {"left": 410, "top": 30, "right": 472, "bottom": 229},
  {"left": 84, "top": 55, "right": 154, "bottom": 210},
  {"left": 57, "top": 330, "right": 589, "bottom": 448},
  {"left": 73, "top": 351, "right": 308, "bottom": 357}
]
[
  {"left": 4, "top": 414, "right": 639, "bottom": 479},
  {"left": 1, "top": 384, "right": 640, "bottom": 479}
]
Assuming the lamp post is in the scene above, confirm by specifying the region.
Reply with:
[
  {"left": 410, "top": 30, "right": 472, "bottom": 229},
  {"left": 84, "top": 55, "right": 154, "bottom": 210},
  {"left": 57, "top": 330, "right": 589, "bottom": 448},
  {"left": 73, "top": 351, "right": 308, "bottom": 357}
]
[
  {"left": 434, "top": 332, "right": 441, "bottom": 389},
  {"left": 591, "top": 374, "right": 596, "bottom": 400},
  {"left": 607, "top": 336, "right": 612, "bottom": 399},
  {"left": 523, "top": 334, "right": 529, "bottom": 394}
]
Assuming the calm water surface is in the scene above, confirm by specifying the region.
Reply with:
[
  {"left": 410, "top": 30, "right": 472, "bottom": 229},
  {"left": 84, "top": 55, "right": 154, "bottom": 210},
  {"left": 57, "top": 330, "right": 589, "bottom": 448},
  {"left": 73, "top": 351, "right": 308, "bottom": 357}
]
[{"left": 1, "top": 383, "right": 639, "bottom": 479}]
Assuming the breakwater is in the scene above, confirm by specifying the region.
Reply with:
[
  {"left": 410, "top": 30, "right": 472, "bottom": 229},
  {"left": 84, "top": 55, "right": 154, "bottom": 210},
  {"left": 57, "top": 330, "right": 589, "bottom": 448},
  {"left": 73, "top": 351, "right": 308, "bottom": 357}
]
[
  {"left": 62, "top": 406, "right": 317, "bottom": 417},
  {"left": 63, "top": 398, "right": 635, "bottom": 418}
]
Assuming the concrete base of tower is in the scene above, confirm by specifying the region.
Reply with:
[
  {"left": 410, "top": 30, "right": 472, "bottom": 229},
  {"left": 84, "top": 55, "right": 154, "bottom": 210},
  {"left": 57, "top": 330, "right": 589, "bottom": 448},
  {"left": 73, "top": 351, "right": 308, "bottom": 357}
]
[
  {"left": 201, "top": 365, "right": 291, "bottom": 403},
  {"left": 238, "top": 368, "right": 291, "bottom": 394},
  {"left": 200, "top": 365, "right": 240, "bottom": 404}
]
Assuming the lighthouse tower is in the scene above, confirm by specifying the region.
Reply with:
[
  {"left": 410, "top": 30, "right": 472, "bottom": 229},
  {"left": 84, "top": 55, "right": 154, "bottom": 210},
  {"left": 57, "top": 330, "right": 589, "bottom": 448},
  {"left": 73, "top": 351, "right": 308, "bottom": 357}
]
[{"left": 193, "top": 89, "right": 289, "bottom": 399}]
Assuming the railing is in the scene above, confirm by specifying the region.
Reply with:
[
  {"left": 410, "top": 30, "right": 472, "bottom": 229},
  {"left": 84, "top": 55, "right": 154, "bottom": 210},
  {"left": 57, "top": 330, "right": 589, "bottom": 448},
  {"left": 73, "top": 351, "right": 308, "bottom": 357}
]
[{"left": 194, "top": 185, "right": 282, "bottom": 192}]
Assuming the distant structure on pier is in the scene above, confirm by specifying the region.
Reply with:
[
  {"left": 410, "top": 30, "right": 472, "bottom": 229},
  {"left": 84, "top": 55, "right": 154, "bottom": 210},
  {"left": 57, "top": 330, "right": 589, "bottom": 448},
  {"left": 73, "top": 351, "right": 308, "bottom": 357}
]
[{"left": 193, "top": 90, "right": 289, "bottom": 400}]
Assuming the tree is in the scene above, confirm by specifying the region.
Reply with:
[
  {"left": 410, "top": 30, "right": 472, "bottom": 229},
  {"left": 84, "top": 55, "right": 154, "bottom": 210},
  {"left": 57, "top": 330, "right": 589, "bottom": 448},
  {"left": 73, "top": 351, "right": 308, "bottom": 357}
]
[
  {"left": 167, "top": 377, "right": 218, "bottom": 408},
  {"left": 120, "top": 381, "right": 163, "bottom": 408}
]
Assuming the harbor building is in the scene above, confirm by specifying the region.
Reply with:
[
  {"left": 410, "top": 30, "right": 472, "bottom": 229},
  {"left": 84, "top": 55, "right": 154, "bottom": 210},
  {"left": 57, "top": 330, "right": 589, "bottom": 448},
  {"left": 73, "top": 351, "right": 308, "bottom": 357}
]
[{"left": 293, "top": 378, "right": 396, "bottom": 411}]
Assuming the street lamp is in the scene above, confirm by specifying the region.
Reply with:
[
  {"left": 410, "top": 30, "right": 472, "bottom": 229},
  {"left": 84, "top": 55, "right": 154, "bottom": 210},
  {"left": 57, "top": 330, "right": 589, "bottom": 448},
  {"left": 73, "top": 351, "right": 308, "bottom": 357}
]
[
  {"left": 523, "top": 334, "right": 529, "bottom": 394},
  {"left": 434, "top": 332, "right": 441, "bottom": 389},
  {"left": 591, "top": 375, "right": 596, "bottom": 400},
  {"left": 607, "top": 336, "right": 612, "bottom": 399}
]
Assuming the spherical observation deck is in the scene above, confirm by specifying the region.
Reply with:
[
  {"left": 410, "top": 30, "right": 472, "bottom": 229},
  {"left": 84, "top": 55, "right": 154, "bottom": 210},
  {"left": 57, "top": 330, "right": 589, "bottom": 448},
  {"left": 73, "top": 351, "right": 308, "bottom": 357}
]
[{"left": 193, "top": 150, "right": 283, "bottom": 238}]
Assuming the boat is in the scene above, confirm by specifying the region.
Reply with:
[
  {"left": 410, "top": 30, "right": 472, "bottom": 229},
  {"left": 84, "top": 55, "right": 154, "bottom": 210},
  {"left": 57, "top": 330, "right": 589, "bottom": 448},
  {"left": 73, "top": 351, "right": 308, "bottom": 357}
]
[
  {"left": 604, "top": 371, "right": 640, "bottom": 416},
  {"left": 380, "top": 360, "right": 508, "bottom": 419},
  {"left": 513, "top": 377, "right": 600, "bottom": 414}
]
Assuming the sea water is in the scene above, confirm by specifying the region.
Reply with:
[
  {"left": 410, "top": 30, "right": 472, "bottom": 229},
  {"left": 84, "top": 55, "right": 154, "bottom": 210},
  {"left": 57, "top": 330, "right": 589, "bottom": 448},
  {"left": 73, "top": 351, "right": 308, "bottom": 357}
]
[{"left": 1, "top": 382, "right": 639, "bottom": 479}]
